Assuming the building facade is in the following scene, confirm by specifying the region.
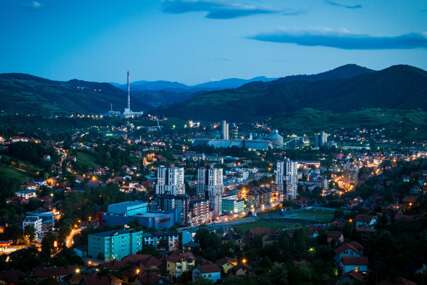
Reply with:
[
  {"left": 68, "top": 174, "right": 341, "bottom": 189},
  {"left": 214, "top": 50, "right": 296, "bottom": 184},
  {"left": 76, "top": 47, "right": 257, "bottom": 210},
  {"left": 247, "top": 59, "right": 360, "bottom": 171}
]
[
  {"left": 156, "top": 166, "right": 185, "bottom": 195},
  {"left": 197, "top": 167, "right": 224, "bottom": 217},
  {"left": 221, "top": 120, "right": 229, "bottom": 140},
  {"left": 88, "top": 229, "right": 143, "bottom": 261},
  {"left": 276, "top": 158, "right": 298, "bottom": 200},
  {"left": 222, "top": 196, "right": 246, "bottom": 214},
  {"left": 188, "top": 200, "right": 211, "bottom": 226}
]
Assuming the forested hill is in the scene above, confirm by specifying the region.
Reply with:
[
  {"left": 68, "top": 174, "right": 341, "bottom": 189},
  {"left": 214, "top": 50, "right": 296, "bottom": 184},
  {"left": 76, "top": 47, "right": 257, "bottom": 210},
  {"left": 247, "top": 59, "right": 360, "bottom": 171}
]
[{"left": 161, "top": 64, "right": 427, "bottom": 121}]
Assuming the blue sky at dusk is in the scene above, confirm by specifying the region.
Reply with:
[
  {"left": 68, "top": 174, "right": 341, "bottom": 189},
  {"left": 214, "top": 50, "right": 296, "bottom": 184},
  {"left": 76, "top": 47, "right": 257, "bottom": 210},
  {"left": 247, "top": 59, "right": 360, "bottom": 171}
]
[{"left": 1, "top": 0, "right": 426, "bottom": 84}]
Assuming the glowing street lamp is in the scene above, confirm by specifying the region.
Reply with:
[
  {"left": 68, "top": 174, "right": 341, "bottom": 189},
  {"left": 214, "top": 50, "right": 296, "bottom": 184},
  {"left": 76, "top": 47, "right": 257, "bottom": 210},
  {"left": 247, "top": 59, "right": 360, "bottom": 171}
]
[{"left": 241, "top": 258, "right": 248, "bottom": 265}]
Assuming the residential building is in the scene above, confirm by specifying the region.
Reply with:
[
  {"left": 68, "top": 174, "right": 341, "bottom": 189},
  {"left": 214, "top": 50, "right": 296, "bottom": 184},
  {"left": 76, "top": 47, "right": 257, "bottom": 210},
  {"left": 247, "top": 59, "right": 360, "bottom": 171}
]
[
  {"left": 188, "top": 200, "right": 211, "bottom": 226},
  {"left": 25, "top": 211, "right": 55, "bottom": 237},
  {"left": 88, "top": 229, "right": 143, "bottom": 261},
  {"left": 340, "top": 257, "right": 369, "bottom": 273},
  {"left": 156, "top": 166, "right": 185, "bottom": 195},
  {"left": 142, "top": 232, "right": 180, "bottom": 251},
  {"left": 222, "top": 195, "right": 245, "bottom": 214},
  {"left": 197, "top": 167, "right": 224, "bottom": 217},
  {"left": 166, "top": 252, "right": 196, "bottom": 279},
  {"left": 276, "top": 158, "right": 298, "bottom": 200},
  {"left": 16, "top": 189, "right": 37, "bottom": 200},
  {"left": 221, "top": 120, "right": 229, "bottom": 140},
  {"left": 158, "top": 194, "right": 189, "bottom": 226},
  {"left": 192, "top": 263, "right": 221, "bottom": 283},
  {"left": 22, "top": 216, "right": 43, "bottom": 241},
  {"left": 314, "top": 131, "right": 329, "bottom": 148},
  {"left": 335, "top": 241, "right": 364, "bottom": 263}
]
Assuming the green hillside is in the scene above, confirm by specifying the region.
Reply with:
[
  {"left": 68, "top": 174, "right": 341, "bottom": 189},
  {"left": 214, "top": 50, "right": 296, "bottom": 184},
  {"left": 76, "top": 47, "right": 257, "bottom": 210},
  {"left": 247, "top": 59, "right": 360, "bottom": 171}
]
[
  {"left": 162, "top": 65, "right": 427, "bottom": 121},
  {"left": 0, "top": 73, "right": 149, "bottom": 114}
]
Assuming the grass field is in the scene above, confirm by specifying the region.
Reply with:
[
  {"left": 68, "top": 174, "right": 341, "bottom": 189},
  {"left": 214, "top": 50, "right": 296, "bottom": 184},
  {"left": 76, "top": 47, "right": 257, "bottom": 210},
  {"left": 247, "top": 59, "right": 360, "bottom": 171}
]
[
  {"left": 282, "top": 207, "right": 335, "bottom": 223},
  {"left": 234, "top": 219, "right": 302, "bottom": 233},
  {"left": 0, "top": 165, "right": 30, "bottom": 197},
  {"left": 75, "top": 151, "right": 99, "bottom": 170}
]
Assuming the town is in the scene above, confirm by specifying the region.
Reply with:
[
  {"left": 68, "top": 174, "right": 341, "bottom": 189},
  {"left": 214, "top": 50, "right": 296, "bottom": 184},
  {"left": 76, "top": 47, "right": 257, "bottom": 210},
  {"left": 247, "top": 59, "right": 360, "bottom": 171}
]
[{"left": 0, "top": 112, "right": 426, "bottom": 285}]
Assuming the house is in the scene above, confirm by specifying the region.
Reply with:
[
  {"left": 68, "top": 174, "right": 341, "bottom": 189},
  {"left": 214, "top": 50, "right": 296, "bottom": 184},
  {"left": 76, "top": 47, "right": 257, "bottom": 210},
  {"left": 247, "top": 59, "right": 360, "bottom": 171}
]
[
  {"left": 337, "top": 270, "right": 367, "bottom": 284},
  {"left": 16, "top": 189, "right": 37, "bottom": 200},
  {"left": 166, "top": 252, "right": 196, "bottom": 279},
  {"left": 354, "top": 214, "right": 377, "bottom": 232},
  {"left": 339, "top": 256, "right": 368, "bottom": 273},
  {"left": 216, "top": 258, "right": 238, "bottom": 274},
  {"left": 335, "top": 241, "right": 364, "bottom": 263},
  {"left": 142, "top": 232, "right": 180, "bottom": 251},
  {"left": 192, "top": 263, "right": 221, "bottom": 283},
  {"left": 326, "top": 231, "right": 344, "bottom": 246},
  {"left": 230, "top": 265, "right": 248, "bottom": 277}
]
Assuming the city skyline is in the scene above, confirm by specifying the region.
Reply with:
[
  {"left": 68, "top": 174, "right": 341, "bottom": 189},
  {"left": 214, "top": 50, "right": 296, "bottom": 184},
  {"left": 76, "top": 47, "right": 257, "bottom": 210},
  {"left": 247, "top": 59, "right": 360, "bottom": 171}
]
[{"left": 1, "top": 0, "right": 426, "bottom": 84}]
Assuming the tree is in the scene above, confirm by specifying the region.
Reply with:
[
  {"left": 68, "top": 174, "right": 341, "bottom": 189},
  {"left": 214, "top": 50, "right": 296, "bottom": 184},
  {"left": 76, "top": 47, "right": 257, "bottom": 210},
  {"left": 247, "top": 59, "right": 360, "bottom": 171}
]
[
  {"left": 23, "top": 225, "right": 36, "bottom": 242},
  {"left": 191, "top": 278, "right": 214, "bottom": 285},
  {"left": 41, "top": 232, "right": 56, "bottom": 259},
  {"left": 268, "top": 263, "right": 289, "bottom": 285}
]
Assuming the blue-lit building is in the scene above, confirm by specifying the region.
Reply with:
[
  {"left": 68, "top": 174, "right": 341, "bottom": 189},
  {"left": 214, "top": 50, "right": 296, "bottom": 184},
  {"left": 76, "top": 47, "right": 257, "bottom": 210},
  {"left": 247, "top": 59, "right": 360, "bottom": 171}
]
[
  {"left": 103, "top": 201, "right": 175, "bottom": 229},
  {"left": 88, "top": 229, "right": 143, "bottom": 261},
  {"left": 107, "top": 201, "right": 148, "bottom": 216}
]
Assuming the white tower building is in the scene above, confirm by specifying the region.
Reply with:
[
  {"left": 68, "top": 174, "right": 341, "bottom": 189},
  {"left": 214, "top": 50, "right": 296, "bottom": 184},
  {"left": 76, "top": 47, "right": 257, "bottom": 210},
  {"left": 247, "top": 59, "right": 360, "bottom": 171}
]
[
  {"left": 197, "top": 167, "right": 224, "bottom": 217},
  {"left": 276, "top": 158, "right": 298, "bottom": 200},
  {"left": 221, "top": 120, "right": 229, "bottom": 140},
  {"left": 156, "top": 166, "right": 185, "bottom": 195}
]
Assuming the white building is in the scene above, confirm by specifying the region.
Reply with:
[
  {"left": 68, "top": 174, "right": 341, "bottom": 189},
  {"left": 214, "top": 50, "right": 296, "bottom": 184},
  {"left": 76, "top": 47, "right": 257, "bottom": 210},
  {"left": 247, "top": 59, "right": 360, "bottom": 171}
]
[
  {"left": 221, "top": 120, "right": 229, "bottom": 140},
  {"left": 276, "top": 158, "right": 298, "bottom": 200},
  {"left": 22, "top": 216, "right": 43, "bottom": 241},
  {"left": 197, "top": 167, "right": 224, "bottom": 217},
  {"left": 16, "top": 189, "right": 37, "bottom": 200},
  {"left": 156, "top": 166, "right": 185, "bottom": 195}
]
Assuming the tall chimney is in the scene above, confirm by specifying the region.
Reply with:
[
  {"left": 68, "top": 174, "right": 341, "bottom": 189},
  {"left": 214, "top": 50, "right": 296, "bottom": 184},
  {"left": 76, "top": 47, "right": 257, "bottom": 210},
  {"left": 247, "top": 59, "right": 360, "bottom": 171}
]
[{"left": 127, "top": 71, "right": 131, "bottom": 110}]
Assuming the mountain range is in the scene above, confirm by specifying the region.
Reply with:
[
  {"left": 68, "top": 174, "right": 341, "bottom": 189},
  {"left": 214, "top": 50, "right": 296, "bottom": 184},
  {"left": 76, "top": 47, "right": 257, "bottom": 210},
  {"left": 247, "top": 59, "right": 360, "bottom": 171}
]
[
  {"left": 113, "top": 76, "right": 275, "bottom": 93},
  {"left": 161, "top": 64, "right": 427, "bottom": 121},
  {"left": 113, "top": 76, "right": 275, "bottom": 108},
  {"left": 0, "top": 64, "right": 426, "bottom": 121}
]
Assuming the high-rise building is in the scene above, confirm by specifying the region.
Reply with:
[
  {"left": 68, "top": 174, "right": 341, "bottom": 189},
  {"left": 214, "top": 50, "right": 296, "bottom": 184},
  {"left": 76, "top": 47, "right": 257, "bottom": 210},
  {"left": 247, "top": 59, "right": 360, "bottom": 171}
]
[
  {"left": 276, "top": 158, "right": 298, "bottom": 200},
  {"left": 197, "top": 167, "right": 224, "bottom": 217},
  {"left": 156, "top": 166, "right": 185, "bottom": 195},
  {"left": 314, "top": 131, "right": 329, "bottom": 148},
  {"left": 221, "top": 120, "right": 229, "bottom": 140},
  {"left": 231, "top": 124, "right": 239, "bottom": 139},
  {"left": 158, "top": 194, "right": 189, "bottom": 226}
]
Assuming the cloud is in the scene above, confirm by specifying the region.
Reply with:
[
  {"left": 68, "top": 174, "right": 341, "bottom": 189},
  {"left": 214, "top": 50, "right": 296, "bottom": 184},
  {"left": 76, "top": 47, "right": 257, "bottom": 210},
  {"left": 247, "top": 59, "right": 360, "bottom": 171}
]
[
  {"left": 22, "top": 1, "right": 43, "bottom": 9},
  {"left": 325, "top": 0, "right": 362, "bottom": 9},
  {"left": 161, "top": 0, "right": 302, "bottom": 19},
  {"left": 249, "top": 29, "right": 427, "bottom": 50},
  {"left": 31, "top": 1, "right": 42, "bottom": 8}
]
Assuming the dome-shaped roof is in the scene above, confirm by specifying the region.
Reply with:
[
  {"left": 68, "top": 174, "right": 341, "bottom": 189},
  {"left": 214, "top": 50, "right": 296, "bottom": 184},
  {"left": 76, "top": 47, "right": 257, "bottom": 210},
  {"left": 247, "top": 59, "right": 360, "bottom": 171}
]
[{"left": 270, "top": 129, "right": 283, "bottom": 148}]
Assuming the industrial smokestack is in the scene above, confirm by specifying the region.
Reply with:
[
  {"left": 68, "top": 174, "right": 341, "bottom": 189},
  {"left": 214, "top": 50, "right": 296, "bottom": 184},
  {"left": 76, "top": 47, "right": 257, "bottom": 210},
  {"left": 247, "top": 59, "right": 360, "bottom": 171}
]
[{"left": 127, "top": 71, "right": 131, "bottom": 110}]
